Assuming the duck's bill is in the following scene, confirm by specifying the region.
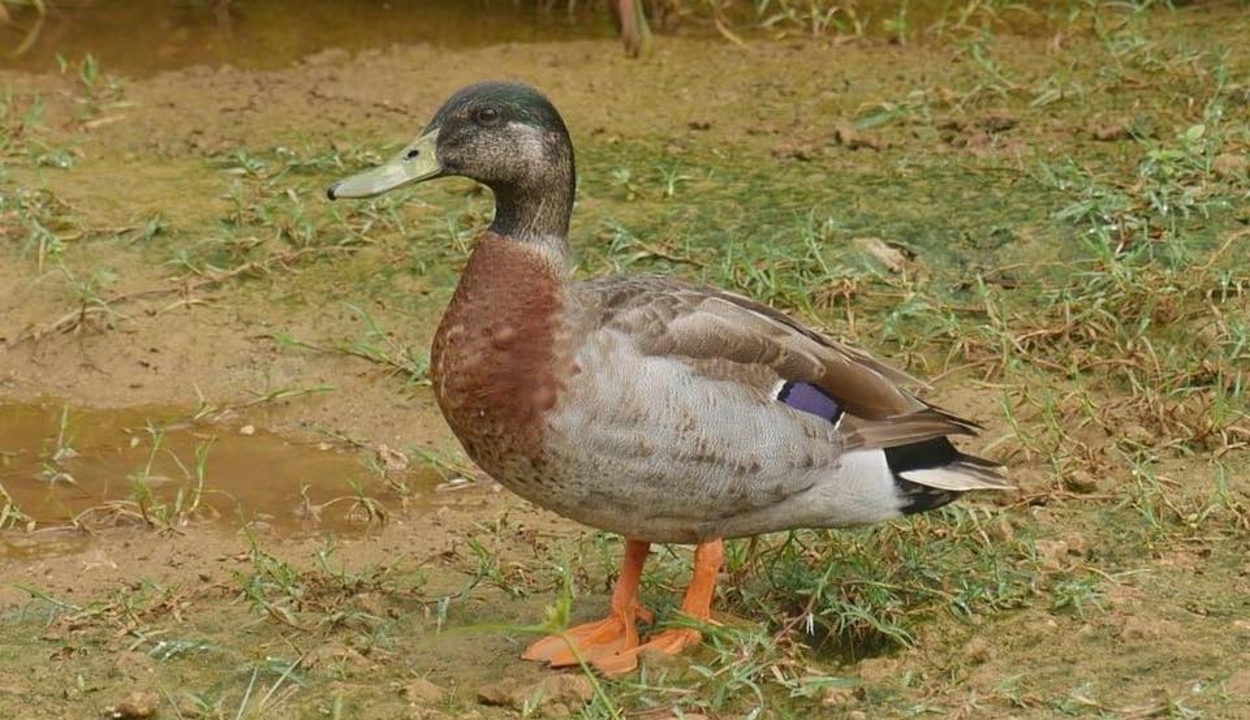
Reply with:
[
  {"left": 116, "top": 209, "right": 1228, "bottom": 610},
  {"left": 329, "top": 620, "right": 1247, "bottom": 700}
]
[{"left": 326, "top": 129, "right": 440, "bottom": 200}]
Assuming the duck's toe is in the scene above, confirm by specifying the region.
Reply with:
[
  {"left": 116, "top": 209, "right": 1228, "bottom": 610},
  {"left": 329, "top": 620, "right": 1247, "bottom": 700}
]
[
  {"left": 588, "top": 627, "right": 703, "bottom": 676},
  {"left": 638, "top": 627, "right": 703, "bottom": 655},
  {"left": 522, "top": 613, "right": 640, "bottom": 667}
]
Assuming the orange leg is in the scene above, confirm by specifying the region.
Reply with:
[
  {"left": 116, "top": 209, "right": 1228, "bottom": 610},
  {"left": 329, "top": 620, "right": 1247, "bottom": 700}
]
[
  {"left": 592, "top": 538, "right": 724, "bottom": 676},
  {"left": 522, "top": 539, "right": 651, "bottom": 668}
]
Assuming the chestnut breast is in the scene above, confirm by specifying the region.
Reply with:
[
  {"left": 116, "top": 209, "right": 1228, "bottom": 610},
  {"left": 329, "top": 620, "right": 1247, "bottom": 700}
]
[{"left": 430, "top": 232, "right": 568, "bottom": 479}]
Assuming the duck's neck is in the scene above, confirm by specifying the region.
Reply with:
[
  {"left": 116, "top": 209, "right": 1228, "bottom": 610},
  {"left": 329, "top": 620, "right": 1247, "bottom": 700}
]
[{"left": 485, "top": 147, "right": 575, "bottom": 267}]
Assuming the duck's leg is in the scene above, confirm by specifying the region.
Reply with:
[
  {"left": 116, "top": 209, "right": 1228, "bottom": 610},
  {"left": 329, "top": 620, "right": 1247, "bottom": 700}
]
[
  {"left": 591, "top": 538, "right": 723, "bottom": 676},
  {"left": 522, "top": 538, "right": 651, "bottom": 667}
]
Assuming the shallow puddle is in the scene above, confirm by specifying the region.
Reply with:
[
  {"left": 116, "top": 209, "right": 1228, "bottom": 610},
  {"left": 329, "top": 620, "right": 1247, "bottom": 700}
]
[
  {"left": 0, "top": 402, "right": 436, "bottom": 556},
  {"left": 0, "top": 0, "right": 610, "bottom": 76}
]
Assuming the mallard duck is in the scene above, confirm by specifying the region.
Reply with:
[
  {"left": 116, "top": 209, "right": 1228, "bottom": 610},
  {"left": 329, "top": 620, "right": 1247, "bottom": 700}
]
[{"left": 328, "top": 82, "right": 1010, "bottom": 676}]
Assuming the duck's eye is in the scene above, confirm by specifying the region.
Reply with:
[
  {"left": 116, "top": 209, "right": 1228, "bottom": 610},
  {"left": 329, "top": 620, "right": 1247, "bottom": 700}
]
[{"left": 474, "top": 107, "right": 501, "bottom": 127}]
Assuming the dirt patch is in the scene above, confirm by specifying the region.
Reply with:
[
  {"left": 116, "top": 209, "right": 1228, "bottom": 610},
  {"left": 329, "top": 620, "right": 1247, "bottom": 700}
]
[{"left": 2, "top": 4, "right": 1249, "bottom": 718}]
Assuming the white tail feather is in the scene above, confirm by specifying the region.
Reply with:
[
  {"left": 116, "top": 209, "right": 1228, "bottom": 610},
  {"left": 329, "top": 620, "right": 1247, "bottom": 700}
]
[{"left": 899, "top": 463, "right": 1012, "bottom": 492}]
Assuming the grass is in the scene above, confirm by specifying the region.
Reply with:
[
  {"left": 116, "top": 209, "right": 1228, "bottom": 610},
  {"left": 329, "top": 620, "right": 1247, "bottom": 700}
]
[
  {"left": 1, "top": 3, "right": 1249, "bottom": 719},
  {"left": 269, "top": 302, "right": 432, "bottom": 386},
  {"left": 53, "top": 420, "right": 219, "bottom": 531},
  {"left": 0, "top": 482, "right": 33, "bottom": 530},
  {"left": 590, "top": 0, "right": 1102, "bottom": 41}
]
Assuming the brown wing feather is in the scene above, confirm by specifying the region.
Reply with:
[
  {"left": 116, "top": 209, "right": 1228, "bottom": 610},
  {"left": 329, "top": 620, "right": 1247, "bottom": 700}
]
[{"left": 574, "top": 275, "right": 980, "bottom": 450}]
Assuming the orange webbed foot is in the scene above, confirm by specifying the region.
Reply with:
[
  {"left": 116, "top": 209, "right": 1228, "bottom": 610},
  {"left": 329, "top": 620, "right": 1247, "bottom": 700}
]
[
  {"left": 523, "top": 540, "right": 652, "bottom": 669},
  {"left": 522, "top": 539, "right": 723, "bottom": 677},
  {"left": 522, "top": 613, "right": 638, "bottom": 666}
]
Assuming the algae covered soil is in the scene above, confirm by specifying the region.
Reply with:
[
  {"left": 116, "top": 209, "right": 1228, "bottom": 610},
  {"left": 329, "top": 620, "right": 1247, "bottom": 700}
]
[{"left": 1, "top": 3, "right": 1249, "bottom": 719}]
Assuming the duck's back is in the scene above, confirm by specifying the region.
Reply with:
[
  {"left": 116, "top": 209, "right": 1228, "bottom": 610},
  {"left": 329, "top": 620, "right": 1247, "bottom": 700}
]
[{"left": 540, "top": 275, "right": 930, "bottom": 542}]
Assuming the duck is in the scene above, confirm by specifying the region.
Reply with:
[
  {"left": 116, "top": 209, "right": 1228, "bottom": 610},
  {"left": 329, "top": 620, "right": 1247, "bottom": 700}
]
[{"left": 327, "top": 81, "right": 1010, "bottom": 676}]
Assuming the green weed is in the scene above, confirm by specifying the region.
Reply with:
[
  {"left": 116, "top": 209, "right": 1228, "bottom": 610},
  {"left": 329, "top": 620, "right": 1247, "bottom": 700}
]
[
  {"left": 267, "top": 302, "right": 430, "bottom": 385},
  {"left": 0, "top": 481, "right": 33, "bottom": 530},
  {"left": 233, "top": 533, "right": 418, "bottom": 638},
  {"left": 55, "top": 52, "right": 125, "bottom": 120},
  {"left": 35, "top": 403, "right": 79, "bottom": 486},
  {"left": 0, "top": 4, "right": 1246, "bottom": 719},
  {"left": 2, "top": 187, "right": 77, "bottom": 270}
]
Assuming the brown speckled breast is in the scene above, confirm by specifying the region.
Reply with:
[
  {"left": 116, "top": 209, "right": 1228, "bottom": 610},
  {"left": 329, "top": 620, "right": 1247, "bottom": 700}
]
[{"left": 430, "top": 232, "right": 567, "bottom": 484}]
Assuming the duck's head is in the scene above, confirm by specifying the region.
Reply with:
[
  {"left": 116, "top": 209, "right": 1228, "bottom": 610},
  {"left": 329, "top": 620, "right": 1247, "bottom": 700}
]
[{"left": 328, "top": 81, "right": 576, "bottom": 243}]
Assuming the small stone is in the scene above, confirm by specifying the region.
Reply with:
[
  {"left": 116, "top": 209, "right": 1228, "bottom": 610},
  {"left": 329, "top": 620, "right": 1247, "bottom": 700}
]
[
  {"left": 1225, "top": 667, "right": 1250, "bottom": 697},
  {"left": 0, "top": 680, "right": 27, "bottom": 695},
  {"left": 375, "top": 444, "right": 409, "bottom": 473},
  {"left": 238, "top": 424, "right": 256, "bottom": 436},
  {"left": 406, "top": 710, "right": 451, "bottom": 720},
  {"left": 1212, "top": 152, "right": 1248, "bottom": 179},
  {"left": 477, "top": 675, "right": 592, "bottom": 716},
  {"left": 833, "top": 124, "right": 858, "bottom": 146},
  {"left": 304, "top": 643, "right": 374, "bottom": 674},
  {"left": 1122, "top": 424, "right": 1153, "bottom": 446},
  {"left": 1062, "top": 532, "right": 1087, "bottom": 557},
  {"left": 963, "top": 637, "right": 992, "bottom": 664},
  {"left": 110, "top": 651, "right": 156, "bottom": 681},
  {"left": 770, "top": 142, "right": 817, "bottom": 161},
  {"left": 477, "top": 678, "right": 524, "bottom": 707},
  {"left": 987, "top": 516, "right": 1015, "bottom": 542},
  {"left": 174, "top": 694, "right": 207, "bottom": 718},
  {"left": 1034, "top": 539, "right": 1069, "bottom": 571},
  {"left": 105, "top": 691, "right": 159, "bottom": 719},
  {"left": 852, "top": 237, "right": 909, "bottom": 273},
  {"left": 1062, "top": 469, "right": 1100, "bottom": 494},
  {"left": 543, "top": 703, "right": 572, "bottom": 720},
  {"left": 1121, "top": 614, "right": 1181, "bottom": 641},
  {"left": 542, "top": 675, "right": 593, "bottom": 706},
  {"left": 302, "top": 48, "right": 350, "bottom": 66},
  {"left": 978, "top": 112, "right": 1018, "bottom": 133},
  {"left": 833, "top": 123, "right": 882, "bottom": 150},
  {"left": 1121, "top": 615, "right": 1158, "bottom": 640},
  {"left": 1091, "top": 123, "right": 1130, "bottom": 141},
  {"left": 353, "top": 591, "right": 389, "bottom": 618},
  {"left": 855, "top": 656, "right": 898, "bottom": 683},
  {"left": 401, "top": 677, "right": 447, "bottom": 705},
  {"left": 820, "top": 685, "right": 859, "bottom": 708}
]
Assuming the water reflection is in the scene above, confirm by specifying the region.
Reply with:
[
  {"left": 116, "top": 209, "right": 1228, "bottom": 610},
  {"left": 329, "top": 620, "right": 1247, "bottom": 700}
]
[
  {"left": 0, "top": 0, "right": 611, "bottom": 76},
  {"left": 0, "top": 402, "right": 429, "bottom": 542}
]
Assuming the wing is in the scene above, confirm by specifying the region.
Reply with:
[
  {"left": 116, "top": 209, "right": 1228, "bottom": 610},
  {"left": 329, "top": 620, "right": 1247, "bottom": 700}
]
[{"left": 573, "top": 274, "right": 982, "bottom": 453}]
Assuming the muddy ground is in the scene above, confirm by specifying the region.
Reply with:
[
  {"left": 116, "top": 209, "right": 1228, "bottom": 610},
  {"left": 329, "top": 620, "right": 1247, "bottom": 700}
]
[{"left": 1, "top": 3, "right": 1249, "bottom": 719}]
